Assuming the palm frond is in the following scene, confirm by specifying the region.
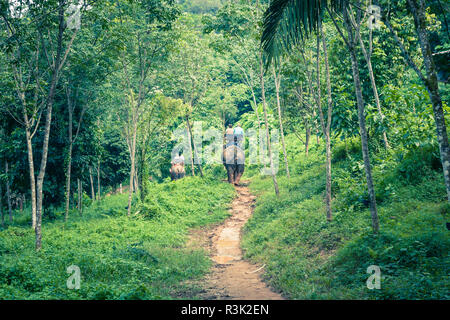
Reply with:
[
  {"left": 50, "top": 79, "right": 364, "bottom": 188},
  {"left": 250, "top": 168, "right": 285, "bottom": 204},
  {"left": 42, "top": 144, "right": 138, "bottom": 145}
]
[{"left": 261, "top": 0, "right": 345, "bottom": 67}]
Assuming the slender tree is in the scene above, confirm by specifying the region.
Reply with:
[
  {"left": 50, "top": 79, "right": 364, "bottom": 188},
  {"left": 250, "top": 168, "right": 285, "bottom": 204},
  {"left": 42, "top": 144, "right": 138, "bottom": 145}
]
[
  {"left": 186, "top": 113, "right": 204, "bottom": 177},
  {"left": 259, "top": 52, "right": 280, "bottom": 196},
  {"left": 2, "top": 1, "right": 79, "bottom": 249},
  {"left": 342, "top": 6, "right": 379, "bottom": 232},
  {"left": 116, "top": 4, "right": 178, "bottom": 215},
  {"left": 293, "top": 84, "right": 312, "bottom": 156},
  {"left": 348, "top": 2, "right": 389, "bottom": 149},
  {"left": 89, "top": 166, "right": 95, "bottom": 200},
  {"left": 77, "top": 178, "right": 83, "bottom": 216},
  {"left": 0, "top": 180, "right": 4, "bottom": 227},
  {"left": 314, "top": 19, "right": 334, "bottom": 222},
  {"left": 262, "top": 0, "right": 380, "bottom": 232},
  {"left": 381, "top": 0, "right": 450, "bottom": 201},
  {"left": 97, "top": 157, "right": 101, "bottom": 201},
  {"left": 272, "top": 64, "right": 290, "bottom": 179},
  {"left": 64, "top": 85, "right": 86, "bottom": 221},
  {"left": 5, "top": 162, "right": 12, "bottom": 223}
]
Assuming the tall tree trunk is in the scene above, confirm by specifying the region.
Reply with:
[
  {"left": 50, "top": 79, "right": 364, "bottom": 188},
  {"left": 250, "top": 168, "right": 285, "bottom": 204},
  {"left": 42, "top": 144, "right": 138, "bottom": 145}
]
[
  {"left": 77, "top": 178, "right": 82, "bottom": 216},
  {"left": 64, "top": 144, "right": 73, "bottom": 222},
  {"left": 408, "top": 0, "right": 450, "bottom": 201},
  {"left": 185, "top": 116, "right": 196, "bottom": 176},
  {"left": 314, "top": 102, "right": 320, "bottom": 145},
  {"left": 24, "top": 127, "right": 37, "bottom": 229},
  {"left": 301, "top": 51, "right": 321, "bottom": 148},
  {"left": 250, "top": 88, "right": 263, "bottom": 134},
  {"left": 259, "top": 52, "right": 280, "bottom": 196},
  {"left": 317, "top": 21, "right": 334, "bottom": 222},
  {"left": 297, "top": 83, "right": 311, "bottom": 156},
  {"left": 381, "top": 0, "right": 450, "bottom": 201},
  {"left": 365, "top": 53, "right": 389, "bottom": 150},
  {"left": 133, "top": 165, "right": 139, "bottom": 194},
  {"left": 351, "top": 6, "right": 389, "bottom": 149},
  {"left": 35, "top": 80, "right": 56, "bottom": 250},
  {"left": 97, "top": 157, "right": 101, "bottom": 201},
  {"left": 305, "top": 122, "right": 311, "bottom": 156},
  {"left": 272, "top": 65, "right": 290, "bottom": 179},
  {"left": 0, "top": 182, "right": 3, "bottom": 227},
  {"left": 65, "top": 86, "right": 86, "bottom": 220},
  {"left": 64, "top": 94, "right": 73, "bottom": 222},
  {"left": 6, "top": 3, "right": 76, "bottom": 249},
  {"left": 222, "top": 111, "right": 225, "bottom": 131},
  {"left": 127, "top": 121, "right": 137, "bottom": 216},
  {"left": 89, "top": 166, "right": 95, "bottom": 200},
  {"left": 186, "top": 115, "right": 203, "bottom": 177},
  {"left": 138, "top": 151, "right": 145, "bottom": 201},
  {"left": 35, "top": 5, "right": 77, "bottom": 250},
  {"left": 344, "top": 7, "right": 379, "bottom": 233},
  {"left": 314, "top": 28, "right": 332, "bottom": 221},
  {"left": 5, "top": 162, "right": 12, "bottom": 223}
]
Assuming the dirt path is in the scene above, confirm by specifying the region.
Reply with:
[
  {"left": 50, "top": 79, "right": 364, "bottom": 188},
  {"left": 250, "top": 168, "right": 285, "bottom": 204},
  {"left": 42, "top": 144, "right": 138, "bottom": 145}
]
[{"left": 189, "top": 183, "right": 284, "bottom": 300}]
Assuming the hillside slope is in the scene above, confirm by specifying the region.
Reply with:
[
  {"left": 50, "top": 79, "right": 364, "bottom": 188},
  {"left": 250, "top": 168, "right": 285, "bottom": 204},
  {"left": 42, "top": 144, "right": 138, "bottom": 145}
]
[
  {"left": 242, "top": 135, "right": 450, "bottom": 299},
  {"left": 0, "top": 177, "right": 234, "bottom": 299}
]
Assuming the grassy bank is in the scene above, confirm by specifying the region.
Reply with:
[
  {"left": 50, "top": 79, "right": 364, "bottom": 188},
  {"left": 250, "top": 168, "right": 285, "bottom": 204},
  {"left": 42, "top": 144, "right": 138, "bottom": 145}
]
[
  {"left": 242, "top": 135, "right": 449, "bottom": 300},
  {"left": 0, "top": 176, "right": 234, "bottom": 299}
]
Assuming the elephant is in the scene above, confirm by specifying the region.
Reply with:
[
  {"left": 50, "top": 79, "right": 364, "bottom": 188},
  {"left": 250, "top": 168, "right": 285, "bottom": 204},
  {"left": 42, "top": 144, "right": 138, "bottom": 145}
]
[
  {"left": 170, "top": 164, "right": 185, "bottom": 181},
  {"left": 223, "top": 144, "right": 245, "bottom": 185}
]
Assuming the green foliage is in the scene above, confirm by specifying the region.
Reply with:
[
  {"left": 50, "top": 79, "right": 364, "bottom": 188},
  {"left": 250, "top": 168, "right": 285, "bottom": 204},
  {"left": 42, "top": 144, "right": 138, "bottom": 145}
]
[
  {"left": 180, "top": 0, "right": 223, "bottom": 14},
  {"left": 1, "top": 0, "right": 449, "bottom": 302},
  {"left": 382, "top": 83, "right": 441, "bottom": 149},
  {"left": 0, "top": 177, "right": 234, "bottom": 299},
  {"left": 242, "top": 134, "right": 449, "bottom": 300}
]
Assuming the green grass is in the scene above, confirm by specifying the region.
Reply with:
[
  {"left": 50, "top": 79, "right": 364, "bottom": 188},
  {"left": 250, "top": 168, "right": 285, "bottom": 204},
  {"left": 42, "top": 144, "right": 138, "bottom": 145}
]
[
  {"left": 0, "top": 175, "right": 234, "bottom": 299},
  {"left": 1, "top": 135, "right": 448, "bottom": 300},
  {"left": 241, "top": 135, "right": 450, "bottom": 300}
]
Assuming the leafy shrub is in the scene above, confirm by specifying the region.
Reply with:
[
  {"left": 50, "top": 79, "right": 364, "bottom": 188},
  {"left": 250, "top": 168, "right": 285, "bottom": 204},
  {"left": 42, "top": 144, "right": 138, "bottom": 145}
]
[
  {"left": 395, "top": 144, "right": 441, "bottom": 184},
  {"left": 0, "top": 176, "right": 234, "bottom": 300}
]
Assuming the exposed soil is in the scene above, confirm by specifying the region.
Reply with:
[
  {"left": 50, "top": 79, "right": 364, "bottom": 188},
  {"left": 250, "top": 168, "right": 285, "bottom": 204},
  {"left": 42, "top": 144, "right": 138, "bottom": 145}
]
[{"left": 188, "top": 182, "right": 284, "bottom": 300}]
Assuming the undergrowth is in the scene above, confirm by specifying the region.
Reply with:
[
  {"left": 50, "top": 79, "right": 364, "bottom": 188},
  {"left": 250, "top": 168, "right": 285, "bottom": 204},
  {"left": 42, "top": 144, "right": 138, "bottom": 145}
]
[
  {"left": 242, "top": 135, "right": 449, "bottom": 300},
  {"left": 0, "top": 175, "right": 234, "bottom": 299}
]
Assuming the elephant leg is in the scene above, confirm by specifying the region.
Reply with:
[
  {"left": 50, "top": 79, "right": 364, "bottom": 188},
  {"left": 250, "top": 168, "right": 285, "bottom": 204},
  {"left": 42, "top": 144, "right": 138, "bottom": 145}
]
[
  {"left": 234, "top": 164, "right": 245, "bottom": 185},
  {"left": 225, "top": 165, "right": 234, "bottom": 184}
]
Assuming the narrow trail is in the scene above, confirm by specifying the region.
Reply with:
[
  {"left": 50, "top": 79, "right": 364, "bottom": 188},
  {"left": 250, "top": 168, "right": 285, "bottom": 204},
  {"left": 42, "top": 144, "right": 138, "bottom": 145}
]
[{"left": 189, "top": 182, "right": 284, "bottom": 300}]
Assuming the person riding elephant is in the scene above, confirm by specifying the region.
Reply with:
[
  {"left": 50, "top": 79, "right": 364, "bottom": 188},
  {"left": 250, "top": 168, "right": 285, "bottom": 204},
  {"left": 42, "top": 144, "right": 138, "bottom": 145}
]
[
  {"left": 223, "top": 143, "right": 245, "bottom": 186},
  {"left": 170, "top": 151, "right": 185, "bottom": 181},
  {"left": 233, "top": 123, "right": 244, "bottom": 149},
  {"left": 225, "top": 124, "right": 234, "bottom": 148}
]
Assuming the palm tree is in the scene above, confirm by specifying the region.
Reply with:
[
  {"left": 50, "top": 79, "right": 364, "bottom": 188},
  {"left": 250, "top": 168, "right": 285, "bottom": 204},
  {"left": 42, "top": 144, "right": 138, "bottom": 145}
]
[
  {"left": 261, "top": 0, "right": 380, "bottom": 233},
  {"left": 261, "top": 0, "right": 344, "bottom": 66}
]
